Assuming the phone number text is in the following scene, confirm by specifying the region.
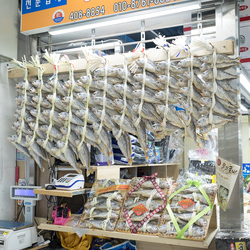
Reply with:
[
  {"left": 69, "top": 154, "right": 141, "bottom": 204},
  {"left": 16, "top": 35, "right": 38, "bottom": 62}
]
[
  {"left": 69, "top": 6, "right": 105, "bottom": 21},
  {"left": 113, "top": 0, "right": 171, "bottom": 13}
]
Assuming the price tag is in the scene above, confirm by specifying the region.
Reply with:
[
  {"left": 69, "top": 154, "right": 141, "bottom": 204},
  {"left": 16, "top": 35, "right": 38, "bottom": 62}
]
[
  {"left": 178, "top": 198, "right": 194, "bottom": 209},
  {"left": 132, "top": 203, "right": 148, "bottom": 216}
]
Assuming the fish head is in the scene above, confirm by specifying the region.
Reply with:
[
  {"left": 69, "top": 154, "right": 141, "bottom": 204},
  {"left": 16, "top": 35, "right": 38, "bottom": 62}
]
[
  {"left": 92, "top": 109, "right": 102, "bottom": 118},
  {"left": 180, "top": 87, "right": 190, "bottom": 95},
  {"left": 30, "top": 101, "right": 38, "bottom": 108},
  {"left": 117, "top": 68, "right": 125, "bottom": 78},
  {"left": 30, "top": 109, "right": 38, "bottom": 117},
  {"left": 200, "top": 97, "right": 211, "bottom": 106},
  {"left": 202, "top": 89, "right": 211, "bottom": 97},
  {"left": 32, "top": 80, "right": 41, "bottom": 88},
  {"left": 132, "top": 104, "right": 139, "bottom": 112},
  {"left": 92, "top": 122, "right": 100, "bottom": 131},
  {"left": 158, "top": 75, "right": 166, "bottom": 82},
  {"left": 200, "top": 63, "right": 209, "bottom": 72},
  {"left": 156, "top": 62, "right": 165, "bottom": 70},
  {"left": 173, "top": 129, "right": 184, "bottom": 137},
  {"left": 56, "top": 140, "right": 65, "bottom": 149},
  {"left": 132, "top": 90, "right": 140, "bottom": 97},
  {"left": 13, "top": 113, "right": 20, "bottom": 119},
  {"left": 199, "top": 106, "right": 209, "bottom": 115},
  {"left": 60, "top": 127, "right": 68, "bottom": 135},
  {"left": 58, "top": 112, "right": 68, "bottom": 120},
  {"left": 199, "top": 56, "right": 209, "bottom": 63},
  {"left": 29, "top": 87, "right": 37, "bottom": 94},
  {"left": 111, "top": 115, "right": 120, "bottom": 123},
  {"left": 7, "top": 135, "right": 14, "bottom": 143},
  {"left": 156, "top": 105, "right": 165, "bottom": 114},
  {"left": 196, "top": 117, "right": 208, "bottom": 127},
  {"left": 40, "top": 125, "right": 49, "bottom": 132},
  {"left": 62, "top": 96, "right": 70, "bottom": 104},
  {"left": 25, "top": 135, "right": 32, "bottom": 142},
  {"left": 33, "top": 95, "right": 41, "bottom": 103},
  {"left": 36, "top": 138, "right": 44, "bottom": 146},
  {"left": 155, "top": 91, "right": 164, "bottom": 100},
  {"left": 42, "top": 109, "right": 50, "bottom": 117},
  {"left": 51, "top": 147, "right": 58, "bottom": 154},
  {"left": 76, "top": 109, "right": 85, "bottom": 117},
  {"left": 56, "top": 132, "right": 63, "bottom": 140},
  {"left": 184, "top": 71, "right": 191, "bottom": 79},
  {"left": 16, "top": 109, "right": 22, "bottom": 115},
  {"left": 113, "top": 84, "right": 122, "bottom": 91},
  {"left": 14, "top": 121, "right": 21, "bottom": 127},
  {"left": 132, "top": 82, "right": 142, "bottom": 89},
  {"left": 64, "top": 80, "right": 72, "bottom": 88},
  {"left": 76, "top": 92, "right": 86, "bottom": 100},
  {"left": 108, "top": 67, "right": 117, "bottom": 75},
  {"left": 96, "top": 81, "right": 104, "bottom": 88},
  {"left": 92, "top": 91, "right": 102, "bottom": 98},
  {"left": 11, "top": 125, "right": 17, "bottom": 131},
  {"left": 75, "top": 139, "right": 80, "bottom": 146},
  {"left": 114, "top": 99, "right": 124, "bottom": 109},
  {"left": 46, "top": 95, "right": 53, "bottom": 102},
  {"left": 48, "top": 80, "right": 55, "bottom": 87},
  {"left": 93, "top": 97, "right": 101, "bottom": 104},
  {"left": 26, "top": 116, "right": 35, "bottom": 122},
  {"left": 15, "top": 82, "right": 22, "bottom": 89},
  {"left": 76, "top": 79, "right": 84, "bottom": 87},
  {"left": 27, "top": 129, "right": 34, "bottom": 135},
  {"left": 152, "top": 123, "right": 162, "bottom": 131},
  {"left": 28, "top": 122, "right": 36, "bottom": 129},
  {"left": 133, "top": 74, "right": 142, "bottom": 81},
  {"left": 136, "top": 58, "right": 144, "bottom": 67}
]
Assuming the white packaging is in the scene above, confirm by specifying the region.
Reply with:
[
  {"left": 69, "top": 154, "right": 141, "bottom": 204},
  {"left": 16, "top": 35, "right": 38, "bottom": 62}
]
[{"left": 216, "top": 157, "right": 240, "bottom": 211}]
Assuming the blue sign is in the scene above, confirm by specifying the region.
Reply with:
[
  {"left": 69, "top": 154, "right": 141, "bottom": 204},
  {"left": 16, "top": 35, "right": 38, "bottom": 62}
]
[
  {"left": 243, "top": 163, "right": 250, "bottom": 193},
  {"left": 22, "top": 0, "right": 67, "bottom": 15}
]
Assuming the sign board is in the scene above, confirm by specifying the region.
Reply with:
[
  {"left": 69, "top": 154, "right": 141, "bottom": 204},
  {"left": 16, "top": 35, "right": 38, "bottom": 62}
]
[
  {"left": 21, "top": 0, "right": 183, "bottom": 34},
  {"left": 216, "top": 157, "right": 240, "bottom": 211}
]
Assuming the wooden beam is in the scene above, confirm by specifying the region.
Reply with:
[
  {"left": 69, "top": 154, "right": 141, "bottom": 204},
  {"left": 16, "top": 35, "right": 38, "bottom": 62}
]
[{"left": 8, "top": 39, "right": 234, "bottom": 79}]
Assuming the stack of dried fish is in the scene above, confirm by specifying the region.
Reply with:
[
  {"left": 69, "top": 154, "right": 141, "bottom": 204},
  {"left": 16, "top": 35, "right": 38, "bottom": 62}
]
[
  {"left": 116, "top": 177, "right": 174, "bottom": 235},
  {"left": 158, "top": 182, "right": 217, "bottom": 240},
  {"left": 8, "top": 40, "right": 240, "bottom": 172},
  {"left": 78, "top": 179, "right": 130, "bottom": 231}
]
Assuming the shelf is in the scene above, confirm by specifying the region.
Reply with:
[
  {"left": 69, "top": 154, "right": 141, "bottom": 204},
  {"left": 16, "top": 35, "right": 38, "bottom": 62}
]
[
  {"left": 37, "top": 220, "right": 217, "bottom": 249},
  {"left": 33, "top": 188, "right": 90, "bottom": 197}
]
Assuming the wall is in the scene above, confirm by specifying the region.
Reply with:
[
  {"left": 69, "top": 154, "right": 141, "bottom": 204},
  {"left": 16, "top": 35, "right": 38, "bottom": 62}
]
[
  {"left": 0, "top": 0, "right": 18, "bottom": 60},
  {"left": 0, "top": 63, "right": 18, "bottom": 220}
]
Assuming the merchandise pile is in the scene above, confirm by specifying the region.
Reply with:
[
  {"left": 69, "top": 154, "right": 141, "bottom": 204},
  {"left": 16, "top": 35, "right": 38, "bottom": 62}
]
[
  {"left": 78, "top": 173, "right": 217, "bottom": 241},
  {"left": 7, "top": 38, "right": 240, "bottom": 172}
]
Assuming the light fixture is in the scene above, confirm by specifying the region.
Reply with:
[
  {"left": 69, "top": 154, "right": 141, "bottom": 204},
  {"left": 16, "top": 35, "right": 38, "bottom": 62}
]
[
  {"left": 241, "top": 103, "right": 248, "bottom": 112},
  {"left": 49, "top": 2, "right": 201, "bottom": 36}
]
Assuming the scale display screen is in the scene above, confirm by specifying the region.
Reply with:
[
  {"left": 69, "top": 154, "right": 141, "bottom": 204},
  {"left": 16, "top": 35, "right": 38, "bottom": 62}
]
[
  {"left": 14, "top": 189, "right": 36, "bottom": 197},
  {"left": 11, "top": 187, "right": 37, "bottom": 199}
]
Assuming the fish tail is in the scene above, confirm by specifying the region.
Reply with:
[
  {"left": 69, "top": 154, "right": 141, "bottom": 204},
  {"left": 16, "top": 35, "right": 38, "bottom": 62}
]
[
  {"left": 237, "top": 57, "right": 241, "bottom": 61},
  {"left": 145, "top": 152, "right": 149, "bottom": 162},
  {"left": 107, "top": 160, "right": 111, "bottom": 165},
  {"left": 128, "top": 158, "right": 133, "bottom": 166},
  {"left": 109, "top": 150, "right": 113, "bottom": 157}
]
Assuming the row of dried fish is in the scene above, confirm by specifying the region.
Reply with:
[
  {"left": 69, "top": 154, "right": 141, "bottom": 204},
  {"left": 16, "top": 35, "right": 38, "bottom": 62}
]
[{"left": 9, "top": 52, "right": 240, "bottom": 170}]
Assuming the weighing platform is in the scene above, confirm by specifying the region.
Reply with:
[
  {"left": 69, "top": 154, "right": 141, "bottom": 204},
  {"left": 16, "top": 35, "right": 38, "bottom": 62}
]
[{"left": 0, "top": 221, "right": 37, "bottom": 250}]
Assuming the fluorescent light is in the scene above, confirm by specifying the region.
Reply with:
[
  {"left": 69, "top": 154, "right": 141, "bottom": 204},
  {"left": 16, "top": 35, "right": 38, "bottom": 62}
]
[
  {"left": 240, "top": 73, "right": 250, "bottom": 93},
  {"left": 50, "top": 2, "right": 201, "bottom": 36},
  {"left": 241, "top": 103, "right": 248, "bottom": 112}
]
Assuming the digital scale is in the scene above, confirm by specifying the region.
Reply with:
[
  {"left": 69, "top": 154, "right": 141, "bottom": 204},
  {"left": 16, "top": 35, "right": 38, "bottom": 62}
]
[
  {"left": 55, "top": 174, "right": 84, "bottom": 190},
  {"left": 0, "top": 186, "right": 42, "bottom": 250}
]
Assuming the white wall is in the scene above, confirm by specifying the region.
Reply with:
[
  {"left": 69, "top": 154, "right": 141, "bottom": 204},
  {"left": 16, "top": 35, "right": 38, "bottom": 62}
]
[
  {"left": 0, "top": 63, "right": 17, "bottom": 220},
  {"left": 0, "top": 0, "right": 18, "bottom": 59}
]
